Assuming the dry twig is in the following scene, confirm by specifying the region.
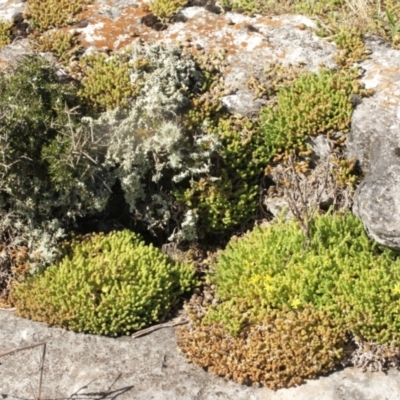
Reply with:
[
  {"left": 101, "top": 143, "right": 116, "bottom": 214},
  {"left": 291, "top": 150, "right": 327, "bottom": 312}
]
[
  {"left": 0, "top": 341, "right": 47, "bottom": 400},
  {"left": 132, "top": 317, "right": 188, "bottom": 339}
]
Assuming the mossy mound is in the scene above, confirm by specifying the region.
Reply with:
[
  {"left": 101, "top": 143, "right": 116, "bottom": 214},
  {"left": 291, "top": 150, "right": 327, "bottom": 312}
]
[
  {"left": 178, "top": 212, "right": 400, "bottom": 387},
  {"left": 177, "top": 305, "right": 347, "bottom": 390},
  {"left": 205, "top": 212, "right": 400, "bottom": 343},
  {"left": 12, "top": 230, "right": 197, "bottom": 336}
]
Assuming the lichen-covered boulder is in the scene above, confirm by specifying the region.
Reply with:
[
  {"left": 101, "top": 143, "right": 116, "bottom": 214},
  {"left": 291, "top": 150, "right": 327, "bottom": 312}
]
[{"left": 347, "top": 37, "right": 400, "bottom": 249}]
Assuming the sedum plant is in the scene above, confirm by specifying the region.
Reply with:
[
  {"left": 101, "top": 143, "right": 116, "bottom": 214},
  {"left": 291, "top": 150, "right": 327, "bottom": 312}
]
[
  {"left": 12, "top": 230, "right": 197, "bottom": 336},
  {"left": 177, "top": 305, "right": 347, "bottom": 389},
  {"left": 148, "top": 0, "right": 187, "bottom": 21},
  {"left": 78, "top": 52, "right": 136, "bottom": 111},
  {"left": 258, "top": 68, "right": 365, "bottom": 164},
  {"left": 175, "top": 117, "right": 263, "bottom": 236},
  {"left": 204, "top": 212, "right": 400, "bottom": 344},
  {"left": 0, "top": 19, "right": 12, "bottom": 49},
  {"left": 24, "top": 0, "right": 91, "bottom": 32},
  {"left": 178, "top": 212, "right": 400, "bottom": 388},
  {"left": 33, "top": 30, "right": 82, "bottom": 65}
]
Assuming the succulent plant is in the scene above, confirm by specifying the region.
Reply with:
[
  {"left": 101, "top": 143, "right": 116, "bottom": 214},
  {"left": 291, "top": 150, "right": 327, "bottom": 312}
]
[
  {"left": 178, "top": 211, "right": 400, "bottom": 388},
  {"left": 177, "top": 305, "right": 347, "bottom": 389},
  {"left": 78, "top": 52, "right": 136, "bottom": 112},
  {"left": 24, "top": 0, "right": 91, "bottom": 32},
  {"left": 176, "top": 117, "right": 263, "bottom": 236},
  {"left": 203, "top": 211, "right": 400, "bottom": 344},
  {"left": 0, "top": 19, "right": 12, "bottom": 49},
  {"left": 257, "top": 68, "right": 364, "bottom": 165},
  {"left": 33, "top": 30, "right": 82, "bottom": 65},
  {"left": 148, "top": 0, "right": 188, "bottom": 21},
  {"left": 12, "top": 230, "right": 197, "bottom": 335}
]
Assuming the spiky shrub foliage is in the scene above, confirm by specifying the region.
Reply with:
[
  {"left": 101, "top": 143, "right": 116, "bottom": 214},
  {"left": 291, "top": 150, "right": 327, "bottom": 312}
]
[
  {"left": 177, "top": 305, "right": 347, "bottom": 389},
  {"left": 0, "top": 20, "right": 12, "bottom": 49},
  {"left": 0, "top": 55, "right": 113, "bottom": 224},
  {"left": 24, "top": 0, "right": 91, "bottom": 32},
  {"left": 149, "top": 0, "right": 187, "bottom": 21},
  {"left": 12, "top": 230, "right": 197, "bottom": 335},
  {"left": 258, "top": 68, "right": 364, "bottom": 164},
  {"left": 78, "top": 53, "right": 136, "bottom": 111},
  {"left": 0, "top": 55, "right": 76, "bottom": 219},
  {"left": 205, "top": 212, "right": 400, "bottom": 344}
]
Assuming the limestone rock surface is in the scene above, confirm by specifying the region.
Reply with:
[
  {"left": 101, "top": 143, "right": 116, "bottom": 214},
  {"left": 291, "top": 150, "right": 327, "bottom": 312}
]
[
  {"left": 347, "top": 37, "right": 400, "bottom": 249},
  {"left": 2, "top": 310, "right": 400, "bottom": 400}
]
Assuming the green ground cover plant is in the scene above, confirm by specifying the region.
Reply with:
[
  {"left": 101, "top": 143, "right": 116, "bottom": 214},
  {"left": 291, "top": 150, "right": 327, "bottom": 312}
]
[
  {"left": 0, "top": 20, "right": 12, "bottom": 49},
  {"left": 257, "top": 68, "right": 364, "bottom": 164},
  {"left": 24, "top": 0, "right": 91, "bottom": 32},
  {"left": 78, "top": 52, "right": 136, "bottom": 111},
  {"left": 12, "top": 230, "right": 197, "bottom": 336},
  {"left": 177, "top": 212, "right": 400, "bottom": 387},
  {"left": 149, "top": 0, "right": 188, "bottom": 21},
  {"left": 175, "top": 117, "right": 262, "bottom": 236},
  {"left": 1, "top": 0, "right": 400, "bottom": 389},
  {"left": 203, "top": 212, "right": 400, "bottom": 343},
  {"left": 33, "top": 30, "right": 82, "bottom": 65}
]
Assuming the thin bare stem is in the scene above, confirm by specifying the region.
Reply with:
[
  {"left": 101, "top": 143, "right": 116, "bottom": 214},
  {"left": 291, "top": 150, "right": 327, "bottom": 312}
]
[
  {"left": 0, "top": 341, "right": 46, "bottom": 358},
  {"left": 132, "top": 317, "right": 188, "bottom": 339},
  {"left": 0, "top": 342, "right": 47, "bottom": 400},
  {"left": 37, "top": 343, "right": 46, "bottom": 400}
]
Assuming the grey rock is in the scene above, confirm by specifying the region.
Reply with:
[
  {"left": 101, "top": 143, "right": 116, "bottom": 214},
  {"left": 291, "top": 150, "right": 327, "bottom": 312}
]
[
  {"left": 0, "top": 0, "right": 26, "bottom": 21},
  {"left": 306, "top": 134, "right": 333, "bottom": 161},
  {"left": 0, "top": 311, "right": 268, "bottom": 400},
  {"left": 0, "top": 39, "right": 34, "bottom": 71},
  {"left": 11, "top": 11, "right": 23, "bottom": 23},
  {"left": 73, "top": 8, "right": 338, "bottom": 116},
  {"left": 347, "top": 36, "right": 400, "bottom": 249},
  {"left": 2, "top": 311, "right": 400, "bottom": 400},
  {"left": 221, "top": 91, "right": 266, "bottom": 115},
  {"left": 264, "top": 195, "right": 291, "bottom": 218}
]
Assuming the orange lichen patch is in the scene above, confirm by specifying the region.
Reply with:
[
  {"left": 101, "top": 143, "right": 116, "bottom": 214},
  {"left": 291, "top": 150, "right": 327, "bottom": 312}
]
[
  {"left": 253, "top": 15, "right": 283, "bottom": 28},
  {"left": 49, "top": 1, "right": 326, "bottom": 71},
  {"left": 67, "top": 2, "right": 279, "bottom": 56},
  {"left": 70, "top": 5, "right": 147, "bottom": 50},
  {"left": 363, "top": 63, "right": 400, "bottom": 109}
]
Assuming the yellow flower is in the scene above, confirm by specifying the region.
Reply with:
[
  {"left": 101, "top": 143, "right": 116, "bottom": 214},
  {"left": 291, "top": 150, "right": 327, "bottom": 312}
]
[
  {"left": 263, "top": 274, "right": 273, "bottom": 282},
  {"left": 249, "top": 274, "right": 261, "bottom": 284},
  {"left": 291, "top": 298, "right": 301, "bottom": 309}
]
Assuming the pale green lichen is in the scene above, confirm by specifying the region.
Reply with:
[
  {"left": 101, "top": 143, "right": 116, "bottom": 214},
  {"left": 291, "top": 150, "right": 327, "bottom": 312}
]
[{"left": 77, "top": 43, "right": 216, "bottom": 240}]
